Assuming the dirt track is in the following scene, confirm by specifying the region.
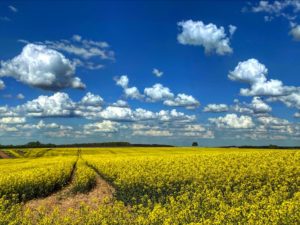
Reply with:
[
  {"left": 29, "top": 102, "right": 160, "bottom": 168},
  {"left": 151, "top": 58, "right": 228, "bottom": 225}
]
[
  {"left": 0, "top": 150, "right": 10, "bottom": 159},
  {"left": 25, "top": 175, "right": 115, "bottom": 213}
]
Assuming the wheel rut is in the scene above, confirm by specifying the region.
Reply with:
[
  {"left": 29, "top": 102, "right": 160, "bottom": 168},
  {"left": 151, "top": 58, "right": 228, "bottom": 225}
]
[
  {"left": 24, "top": 149, "right": 115, "bottom": 214},
  {"left": 0, "top": 150, "right": 10, "bottom": 159}
]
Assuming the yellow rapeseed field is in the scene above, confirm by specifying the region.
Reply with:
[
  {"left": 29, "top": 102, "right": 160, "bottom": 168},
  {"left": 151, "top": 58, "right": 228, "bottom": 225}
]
[{"left": 0, "top": 148, "right": 299, "bottom": 224}]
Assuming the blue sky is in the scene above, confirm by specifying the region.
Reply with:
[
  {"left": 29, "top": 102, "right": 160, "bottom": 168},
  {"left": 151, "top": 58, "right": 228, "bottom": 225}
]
[{"left": 0, "top": 0, "right": 300, "bottom": 146}]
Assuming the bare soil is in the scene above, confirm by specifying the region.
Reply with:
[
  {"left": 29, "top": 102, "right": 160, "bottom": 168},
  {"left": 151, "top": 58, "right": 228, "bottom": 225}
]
[
  {"left": 25, "top": 173, "right": 115, "bottom": 213},
  {"left": 0, "top": 150, "right": 10, "bottom": 159}
]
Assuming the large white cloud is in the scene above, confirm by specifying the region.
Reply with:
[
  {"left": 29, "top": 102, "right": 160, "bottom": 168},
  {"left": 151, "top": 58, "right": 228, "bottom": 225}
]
[
  {"left": 21, "top": 92, "right": 76, "bottom": 117},
  {"left": 209, "top": 114, "right": 254, "bottom": 129},
  {"left": 228, "top": 58, "right": 268, "bottom": 84},
  {"left": 229, "top": 58, "right": 297, "bottom": 96},
  {"left": 144, "top": 84, "right": 174, "bottom": 102},
  {"left": 177, "top": 20, "right": 234, "bottom": 55},
  {"left": 0, "top": 44, "right": 85, "bottom": 91}
]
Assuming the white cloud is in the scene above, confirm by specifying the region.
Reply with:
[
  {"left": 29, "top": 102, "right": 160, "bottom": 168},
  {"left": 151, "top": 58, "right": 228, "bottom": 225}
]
[
  {"left": 268, "top": 92, "right": 300, "bottom": 109},
  {"left": 203, "top": 104, "right": 228, "bottom": 112},
  {"left": 0, "top": 106, "right": 18, "bottom": 117},
  {"left": 290, "top": 24, "right": 300, "bottom": 40},
  {"left": 164, "top": 93, "right": 200, "bottom": 109},
  {"left": 229, "top": 58, "right": 297, "bottom": 96},
  {"left": 152, "top": 68, "right": 163, "bottom": 77},
  {"left": 112, "top": 100, "right": 129, "bottom": 108},
  {"left": 257, "top": 116, "right": 289, "bottom": 126},
  {"left": 98, "top": 106, "right": 134, "bottom": 121},
  {"left": 0, "top": 44, "right": 85, "bottom": 91},
  {"left": 229, "top": 25, "right": 237, "bottom": 36},
  {"left": 294, "top": 112, "right": 300, "bottom": 118},
  {"left": 228, "top": 58, "right": 268, "bottom": 84},
  {"left": 209, "top": 113, "right": 254, "bottom": 129},
  {"left": 124, "top": 87, "right": 143, "bottom": 100},
  {"left": 115, "top": 75, "right": 129, "bottom": 88},
  {"left": 250, "top": 0, "right": 300, "bottom": 20},
  {"left": 177, "top": 20, "right": 234, "bottom": 55},
  {"left": 251, "top": 97, "right": 272, "bottom": 113},
  {"left": 20, "top": 35, "right": 114, "bottom": 70},
  {"left": 84, "top": 120, "right": 120, "bottom": 134},
  {"left": 0, "top": 117, "right": 25, "bottom": 124},
  {"left": 0, "top": 80, "right": 5, "bottom": 90},
  {"left": 115, "top": 75, "right": 143, "bottom": 100},
  {"left": 16, "top": 93, "right": 25, "bottom": 100},
  {"left": 133, "top": 129, "right": 172, "bottom": 137},
  {"left": 44, "top": 35, "right": 113, "bottom": 60},
  {"left": 21, "top": 92, "right": 76, "bottom": 117},
  {"left": 247, "top": 1, "right": 300, "bottom": 39},
  {"left": 144, "top": 83, "right": 174, "bottom": 102},
  {"left": 8, "top": 5, "right": 18, "bottom": 13},
  {"left": 80, "top": 92, "right": 103, "bottom": 106}
]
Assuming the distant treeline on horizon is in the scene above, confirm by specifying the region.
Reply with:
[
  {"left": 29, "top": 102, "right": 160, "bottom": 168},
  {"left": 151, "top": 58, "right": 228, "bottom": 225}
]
[
  {"left": 0, "top": 141, "right": 174, "bottom": 149},
  {"left": 0, "top": 141, "right": 299, "bottom": 149}
]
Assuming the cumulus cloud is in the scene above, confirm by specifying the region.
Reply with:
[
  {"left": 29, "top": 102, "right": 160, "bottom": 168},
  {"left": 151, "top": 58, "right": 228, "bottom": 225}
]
[
  {"left": 80, "top": 92, "right": 103, "bottom": 106},
  {"left": 97, "top": 106, "right": 195, "bottom": 123},
  {"left": 112, "top": 100, "right": 129, "bottom": 108},
  {"left": 0, "top": 117, "right": 25, "bottom": 124},
  {"left": 229, "top": 58, "right": 297, "bottom": 96},
  {"left": 0, "top": 44, "right": 85, "bottom": 91},
  {"left": 124, "top": 87, "right": 144, "bottom": 100},
  {"left": 290, "top": 24, "right": 300, "bottom": 40},
  {"left": 257, "top": 116, "right": 290, "bottom": 126},
  {"left": 251, "top": 97, "right": 272, "bottom": 113},
  {"left": 115, "top": 75, "right": 143, "bottom": 100},
  {"left": 177, "top": 20, "right": 235, "bottom": 55},
  {"left": 21, "top": 35, "right": 115, "bottom": 70},
  {"left": 294, "top": 112, "right": 300, "bottom": 118},
  {"left": 152, "top": 68, "right": 163, "bottom": 77},
  {"left": 164, "top": 93, "right": 200, "bottom": 109},
  {"left": 83, "top": 120, "right": 120, "bottom": 134},
  {"left": 21, "top": 92, "right": 76, "bottom": 117},
  {"left": 16, "top": 93, "right": 25, "bottom": 100},
  {"left": 268, "top": 92, "right": 300, "bottom": 109},
  {"left": 203, "top": 104, "right": 229, "bottom": 112},
  {"left": 209, "top": 113, "right": 254, "bottom": 129},
  {"left": 0, "top": 80, "right": 5, "bottom": 90},
  {"left": 144, "top": 84, "right": 174, "bottom": 102}
]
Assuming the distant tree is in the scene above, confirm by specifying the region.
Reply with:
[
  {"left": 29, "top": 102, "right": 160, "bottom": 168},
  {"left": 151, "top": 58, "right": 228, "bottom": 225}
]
[{"left": 192, "top": 142, "right": 198, "bottom": 146}]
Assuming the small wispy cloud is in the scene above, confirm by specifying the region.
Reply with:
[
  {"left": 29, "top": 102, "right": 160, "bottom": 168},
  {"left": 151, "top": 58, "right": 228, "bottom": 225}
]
[
  {"left": 0, "top": 17, "right": 11, "bottom": 22},
  {"left": 8, "top": 5, "right": 18, "bottom": 13},
  {"left": 152, "top": 68, "right": 163, "bottom": 77}
]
